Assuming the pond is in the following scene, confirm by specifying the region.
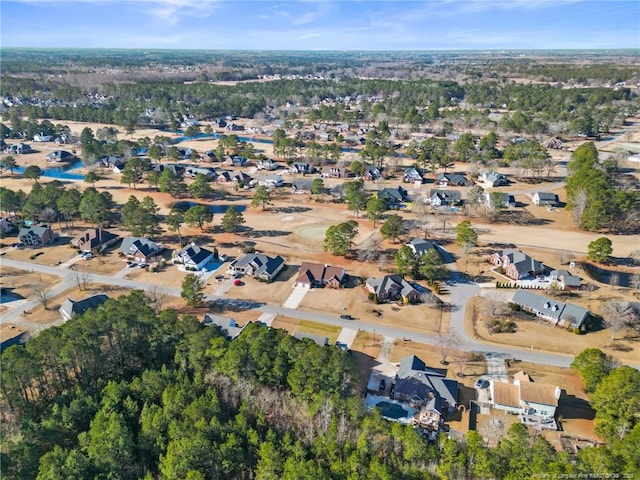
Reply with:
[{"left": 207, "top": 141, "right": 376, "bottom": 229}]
[
  {"left": 172, "top": 201, "right": 247, "bottom": 214},
  {"left": 14, "top": 160, "right": 85, "bottom": 180},
  {"left": 582, "top": 263, "right": 634, "bottom": 288},
  {"left": 376, "top": 401, "right": 410, "bottom": 420}
]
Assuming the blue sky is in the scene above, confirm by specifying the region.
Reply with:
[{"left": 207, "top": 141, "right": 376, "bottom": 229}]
[{"left": 1, "top": 0, "right": 638, "bottom": 50}]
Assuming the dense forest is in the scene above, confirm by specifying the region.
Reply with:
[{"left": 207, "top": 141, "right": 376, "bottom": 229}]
[{"left": 1, "top": 292, "right": 638, "bottom": 479}]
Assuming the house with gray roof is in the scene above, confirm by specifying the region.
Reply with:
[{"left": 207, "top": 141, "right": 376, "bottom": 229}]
[
  {"left": 490, "top": 248, "right": 545, "bottom": 280},
  {"left": 406, "top": 238, "right": 439, "bottom": 258},
  {"left": 60, "top": 294, "right": 109, "bottom": 321},
  {"left": 377, "top": 186, "right": 408, "bottom": 208},
  {"left": 257, "top": 174, "right": 284, "bottom": 188},
  {"left": 120, "top": 237, "right": 163, "bottom": 264},
  {"left": 184, "top": 166, "right": 217, "bottom": 180},
  {"left": 257, "top": 159, "right": 279, "bottom": 171},
  {"left": 394, "top": 355, "right": 458, "bottom": 414},
  {"left": 532, "top": 192, "right": 558, "bottom": 207},
  {"left": 172, "top": 243, "right": 214, "bottom": 271},
  {"left": 480, "top": 171, "right": 507, "bottom": 187},
  {"left": 403, "top": 167, "right": 424, "bottom": 184},
  {"left": 511, "top": 289, "right": 589, "bottom": 328},
  {"left": 429, "top": 189, "right": 461, "bottom": 207},
  {"left": 291, "top": 178, "right": 314, "bottom": 194},
  {"left": 365, "top": 275, "right": 421, "bottom": 303},
  {"left": 227, "top": 253, "right": 285, "bottom": 282},
  {"left": 203, "top": 314, "right": 247, "bottom": 340},
  {"left": 484, "top": 192, "right": 516, "bottom": 209},
  {"left": 18, "top": 224, "right": 55, "bottom": 247},
  {"left": 363, "top": 165, "right": 383, "bottom": 181},
  {"left": 549, "top": 269, "right": 582, "bottom": 290},
  {"left": 436, "top": 173, "right": 468, "bottom": 187}
]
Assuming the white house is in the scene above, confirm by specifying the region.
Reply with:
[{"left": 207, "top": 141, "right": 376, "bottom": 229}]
[{"left": 173, "top": 243, "right": 214, "bottom": 271}]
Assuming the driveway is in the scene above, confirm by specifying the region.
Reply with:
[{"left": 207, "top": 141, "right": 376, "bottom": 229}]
[
  {"left": 335, "top": 327, "right": 358, "bottom": 350},
  {"left": 282, "top": 284, "right": 309, "bottom": 309}
]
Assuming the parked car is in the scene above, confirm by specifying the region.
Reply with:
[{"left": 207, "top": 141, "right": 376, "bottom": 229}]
[
  {"left": 127, "top": 262, "right": 136, "bottom": 268},
  {"left": 233, "top": 279, "right": 242, "bottom": 286},
  {"left": 475, "top": 378, "right": 490, "bottom": 389},
  {"left": 340, "top": 314, "right": 354, "bottom": 320}
]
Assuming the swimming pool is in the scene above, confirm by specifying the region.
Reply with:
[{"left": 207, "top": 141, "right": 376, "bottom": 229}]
[{"left": 376, "top": 401, "right": 410, "bottom": 420}]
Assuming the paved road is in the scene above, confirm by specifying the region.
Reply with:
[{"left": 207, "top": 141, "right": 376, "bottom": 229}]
[{"left": 0, "top": 256, "right": 586, "bottom": 368}]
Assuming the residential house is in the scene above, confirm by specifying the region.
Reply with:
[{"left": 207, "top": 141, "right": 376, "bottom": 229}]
[
  {"left": 394, "top": 355, "right": 458, "bottom": 430},
  {"left": 479, "top": 171, "right": 507, "bottom": 187},
  {"left": 218, "top": 171, "right": 251, "bottom": 185},
  {"left": 363, "top": 165, "right": 383, "bottom": 181},
  {"left": 172, "top": 243, "right": 214, "bottom": 271},
  {"left": 321, "top": 165, "right": 351, "bottom": 178},
  {"left": 257, "top": 174, "right": 284, "bottom": 188},
  {"left": 295, "top": 262, "right": 346, "bottom": 289},
  {"left": 0, "top": 217, "right": 14, "bottom": 234},
  {"left": 4, "top": 143, "right": 32, "bottom": 155},
  {"left": 204, "top": 150, "right": 218, "bottom": 162},
  {"left": 428, "top": 189, "right": 461, "bottom": 207},
  {"left": 490, "top": 248, "right": 545, "bottom": 280},
  {"left": 154, "top": 163, "right": 185, "bottom": 177},
  {"left": 99, "top": 155, "right": 123, "bottom": 169},
  {"left": 484, "top": 192, "right": 516, "bottom": 209},
  {"left": 226, "top": 123, "right": 245, "bottom": 132},
  {"left": 18, "top": 224, "right": 55, "bottom": 247},
  {"left": 377, "top": 186, "right": 409, "bottom": 208},
  {"left": 365, "top": 275, "right": 421, "bottom": 303},
  {"left": 291, "top": 178, "right": 314, "bottom": 194},
  {"left": 59, "top": 294, "right": 109, "bottom": 321},
  {"left": 403, "top": 167, "right": 424, "bottom": 184},
  {"left": 294, "top": 332, "right": 329, "bottom": 346},
  {"left": 71, "top": 229, "right": 120, "bottom": 254},
  {"left": 532, "top": 192, "right": 558, "bottom": 207},
  {"left": 290, "top": 162, "right": 315, "bottom": 175},
  {"left": 406, "top": 238, "right": 439, "bottom": 258},
  {"left": 184, "top": 166, "right": 217, "bottom": 180},
  {"left": 436, "top": 173, "right": 468, "bottom": 187},
  {"left": 511, "top": 289, "right": 589, "bottom": 328},
  {"left": 257, "top": 159, "right": 279, "bottom": 171},
  {"left": 120, "top": 237, "right": 163, "bottom": 264},
  {"left": 203, "top": 314, "right": 247, "bottom": 340},
  {"left": 230, "top": 156, "right": 249, "bottom": 167},
  {"left": 549, "top": 270, "right": 582, "bottom": 290},
  {"left": 45, "top": 150, "right": 75, "bottom": 162},
  {"left": 490, "top": 371, "right": 561, "bottom": 429},
  {"left": 227, "top": 253, "right": 286, "bottom": 282}
]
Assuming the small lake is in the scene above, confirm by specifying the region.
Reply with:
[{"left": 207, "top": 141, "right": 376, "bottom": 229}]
[
  {"left": 14, "top": 160, "right": 85, "bottom": 180},
  {"left": 172, "top": 201, "right": 247, "bottom": 214}
]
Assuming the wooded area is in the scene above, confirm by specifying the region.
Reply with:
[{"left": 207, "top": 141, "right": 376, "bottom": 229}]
[{"left": 1, "top": 292, "right": 638, "bottom": 479}]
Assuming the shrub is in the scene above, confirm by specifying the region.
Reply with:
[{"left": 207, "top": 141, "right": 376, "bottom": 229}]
[{"left": 242, "top": 245, "right": 256, "bottom": 254}]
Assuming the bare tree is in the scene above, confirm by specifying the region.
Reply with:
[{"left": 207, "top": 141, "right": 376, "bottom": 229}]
[
  {"left": 629, "top": 249, "right": 640, "bottom": 266},
  {"left": 601, "top": 300, "right": 632, "bottom": 340},
  {"left": 452, "top": 348, "right": 472, "bottom": 377},
  {"left": 459, "top": 242, "right": 474, "bottom": 272},
  {"left": 483, "top": 292, "right": 507, "bottom": 318},
  {"left": 148, "top": 287, "right": 169, "bottom": 314},
  {"left": 438, "top": 332, "right": 461, "bottom": 365},
  {"left": 559, "top": 251, "right": 575, "bottom": 266},
  {"left": 571, "top": 189, "right": 588, "bottom": 226},
  {"left": 31, "top": 280, "right": 50, "bottom": 310},
  {"left": 609, "top": 272, "right": 620, "bottom": 291},
  {"left": 630, "top": 273, "right": 640, "bottom": 293}
]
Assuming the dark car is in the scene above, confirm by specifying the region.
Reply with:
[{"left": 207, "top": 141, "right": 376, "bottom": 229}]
[
  {"left": 340, "top": 314, "right": 354, "bottom": 320},
  {"left": 378, "top": 379, "right": 387, "bottom": 392}
]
